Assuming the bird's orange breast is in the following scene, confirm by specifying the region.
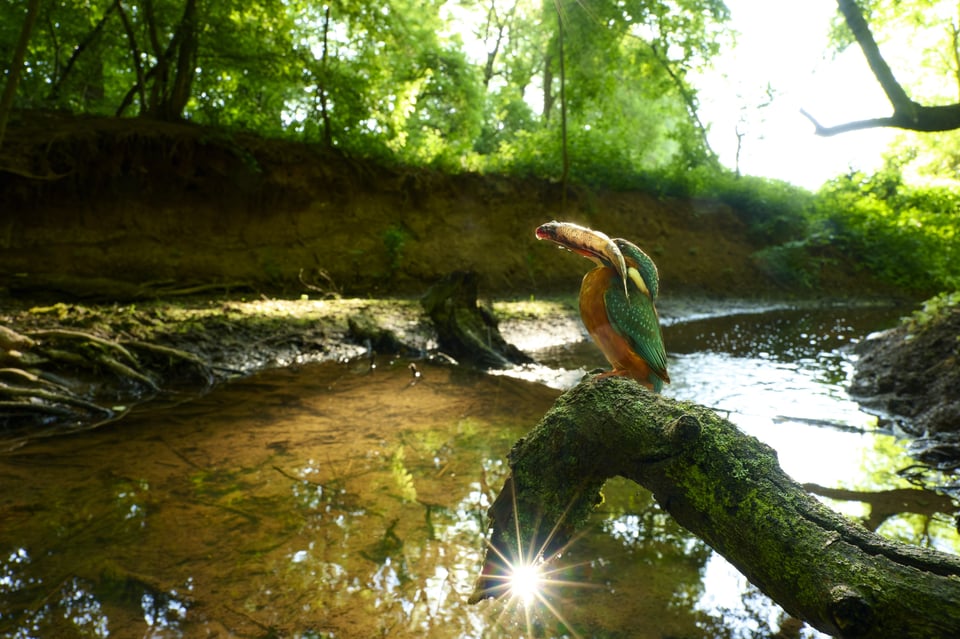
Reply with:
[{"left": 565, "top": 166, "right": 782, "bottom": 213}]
[{"left": 579, "top": 267, "right": 660, "bottom": 390}]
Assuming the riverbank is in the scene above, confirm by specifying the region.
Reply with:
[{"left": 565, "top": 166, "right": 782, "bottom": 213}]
[
  {"left": 0, "top": 294, "right": 584, "bottom": 447},
  {"left": 851, "top": 293, "right": 960, "bottom": 442},
  {"left": 5, "top": 289, "right": 959, "bottom": 491},
  {"left": 1, "top": 112, "right": 908, "bottom": 301},
  {"left": 1, "top": 113, "right": 946, "bottom": 452},
  {"left": 0, "top": 292, "right": 914, "bottom": 446}
]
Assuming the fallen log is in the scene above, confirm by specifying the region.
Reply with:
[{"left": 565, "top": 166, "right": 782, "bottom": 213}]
[{"left": 471, "top": 375, "right": 960, "bottom": 638}]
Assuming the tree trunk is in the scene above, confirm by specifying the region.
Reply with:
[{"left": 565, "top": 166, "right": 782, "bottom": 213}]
[
  {"left": 556, "top": 10, "right": 568, "bottom": 212},
  {"left": 420, "top": 271, "right": 533, "bottom": 369},
  {"left": 116, "top": 0, "right": 147, "bottom": 113},
  {"left": 167, "top": 0, "right": 197, "bottom": 120},
  {"left": 318, "top": 5, "right": 333, "bottom": 148},
  {"left": 142, "top": 0, "right": 168, "bottom": 117},
  {"left": 542, "top": 49, "right": 554, "bottom": 122},
  {"left": 471, "top": 375, "right": 960, "bottom": 638},
  {"left": 137, "top": 0, "right": 197, "bottom": 121},
  {"left": 46, "top": 2, "right": 117, "bottom": 102},
  {"left": 0, "top": 0, "right": 42, "bottom": 150},
  {"left": 142, "top": 0, "right": 198, "bottom": 122}
]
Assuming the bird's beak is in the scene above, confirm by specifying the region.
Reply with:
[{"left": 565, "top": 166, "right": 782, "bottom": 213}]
[{"left": 535, "top": 221, "right": 630, "bottom": 298}]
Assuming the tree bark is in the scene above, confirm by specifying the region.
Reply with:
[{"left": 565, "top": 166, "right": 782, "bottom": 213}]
[
  {"left": 420, "top": 271, "right": 533, "bottom": 369},
  {"left": 804, "top": 0, "right": 960, "bottom": 135},
  {"left": 46, "top": 1, "right": 117, "bottom": 102},
  {"left": 0, "top": 0, "right": 42, "bottom": 150},
  {"left": 134, "top": 0, "right": 197, "bottom": 121},
  {"left": 142, "top": 0, "right": 168, "bottom": 116},
  {"left": 471, "top": 375, "right": 960, "bottom": 638},
  {"left": 167, "top": 0, "right": 197, "bottom": 120},
  {"left": 116, "top": 0, "right": 148, "bottom": 113},
  {"left": 318, "top": 5, "right": 333, "bottom": 148},
  {"left": 542, "top": 50, "right": 554, "bottom": 122},
  {"left": 557, "top": 10, "right": 569, "bottom": 212}
]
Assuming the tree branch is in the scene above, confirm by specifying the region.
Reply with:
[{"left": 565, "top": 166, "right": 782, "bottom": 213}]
[
  {"left": 471, "top": 376, "right": 960, "bottom": 638},
  {"left": 648, "top": 42, "right": 715, "bottom": 157},
  {"left": 801, "top": 104, "right": 960, "bottom": 137},
  {"left": 46, "top": 1, "right": 117, "bottom": 101},
  {"left": 804, "top": 0, "right": 960, "bottom": 135},
  {"left": 115, "top": 0, "right": 147, "bottom": 113},
  {"left": 0, "top": 0, "right": 41, "bottom": 149},
  {"left": 836, "top": 0, "right": 912, "bottom": 112}
]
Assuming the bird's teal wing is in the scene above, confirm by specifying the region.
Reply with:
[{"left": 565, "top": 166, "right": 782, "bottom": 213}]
[{"left": 603, "top": 284, "right": 669, "bottom": 382}]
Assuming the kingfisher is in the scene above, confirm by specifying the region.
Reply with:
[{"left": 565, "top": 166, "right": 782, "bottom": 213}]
[{"left": 536, "top": 221, "right": 669, "bottom": 392}]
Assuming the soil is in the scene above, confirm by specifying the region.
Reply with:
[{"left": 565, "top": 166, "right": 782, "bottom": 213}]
[
  {"left": 0, "top": 111, "right": 900, "bottom": 300},
  {"left": 850, "top": 301, "right": 960, "bottom": 447},
  {"left": 1, "top": 111, "right": 952, "bottom": 449}
]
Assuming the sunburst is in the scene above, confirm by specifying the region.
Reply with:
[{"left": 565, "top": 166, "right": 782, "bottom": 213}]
[{"left": 473, "top": 477, "right": 604, "bottom": 638}]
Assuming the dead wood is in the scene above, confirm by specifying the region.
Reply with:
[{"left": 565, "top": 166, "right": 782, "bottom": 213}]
[
  {"left": 471, "top": 375, "right": 960, "bottom": 638},
  {"left": 421, "top": 270, "right": 532, "bottom": 369}
]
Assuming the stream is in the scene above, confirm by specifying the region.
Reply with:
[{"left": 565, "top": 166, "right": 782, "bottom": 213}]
[{"left": 1, "top": 300, "right": 958, "bottom": 638}]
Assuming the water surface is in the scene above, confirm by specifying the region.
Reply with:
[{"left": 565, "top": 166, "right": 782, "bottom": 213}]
[{"left": 1, "top": 301, "right": 957, "bottom": 638}]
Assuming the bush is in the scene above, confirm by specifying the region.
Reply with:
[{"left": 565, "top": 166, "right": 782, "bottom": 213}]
[
  {"left": 812, "top": 167, "right": 960, "bottom": 291},
  {"left": 692, "top": 172, "right": 814, "bottom": 244}
]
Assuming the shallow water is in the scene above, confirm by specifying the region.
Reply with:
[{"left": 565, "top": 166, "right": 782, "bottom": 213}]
[{"left": 1, "top": 301, "right": 957, "bottom": 638}]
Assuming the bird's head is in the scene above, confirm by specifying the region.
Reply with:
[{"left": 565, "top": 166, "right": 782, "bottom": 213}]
[
  {"left": 535, "top": 221, "right": 629, "bottom": 295},
  {"left": 536, "top": 221, "right": 660, "bottom": 300}
]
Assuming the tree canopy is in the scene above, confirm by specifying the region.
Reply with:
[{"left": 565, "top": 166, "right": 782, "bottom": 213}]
[
  {"left": 0, "top": 0, "right": 730, "bottom": 180},
  {"left": 5, "top": 0, "right": 960, "bottom": 210}
]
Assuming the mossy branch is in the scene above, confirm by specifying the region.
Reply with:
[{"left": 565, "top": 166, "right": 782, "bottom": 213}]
[{"left": 471, "top": 375, "right": 960, "bottom": 638}]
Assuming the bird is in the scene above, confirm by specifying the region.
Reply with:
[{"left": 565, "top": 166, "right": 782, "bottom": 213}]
[{"left": 535, "top": 221, "right": 670, "bottom": 392}]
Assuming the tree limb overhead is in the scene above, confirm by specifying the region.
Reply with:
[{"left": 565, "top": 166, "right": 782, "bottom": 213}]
[{"left": 803, "top": 0, "right": 960, "bottom": 136}]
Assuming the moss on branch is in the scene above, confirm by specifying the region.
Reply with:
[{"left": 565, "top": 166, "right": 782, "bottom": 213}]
[{"left": 472, "top": 375, "right": 960, "bottom": 638}]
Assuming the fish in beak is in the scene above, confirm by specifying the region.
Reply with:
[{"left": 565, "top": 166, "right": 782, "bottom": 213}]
[{"left": 535, "top": 221, "right": 630, "bottom": 299}]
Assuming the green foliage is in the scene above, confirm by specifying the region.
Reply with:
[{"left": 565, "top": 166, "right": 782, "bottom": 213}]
[
  {"left": 903, "top": 291, "right": 960, "bottom": 333},
  {"left": 690, "top": 172, "right": 815, "bottom": 243},
  {"left": 1, "top": 0, "right": 729, "bottom": 183},
  {"left": 8, "top": 0, "right": 955, "bottom": 294},
  {"left": 382, "top": 224, "right": 411, "bottom": 274},
  {"left": 751, "top": 241, "right": 819, "bottom": 289},
  {"left": 813, "top": 162, "right": 960, "bottom": 290}
]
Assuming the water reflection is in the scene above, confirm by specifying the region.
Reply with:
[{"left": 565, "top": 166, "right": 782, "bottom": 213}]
[
  {"left": 0, "top": 302, "right": 957, "bottom": 638},
  {"left": 515, "top": 303, "right": 960, "bottom": 637}
]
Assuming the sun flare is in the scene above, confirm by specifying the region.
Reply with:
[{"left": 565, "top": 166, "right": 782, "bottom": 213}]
[
  {"left": 508, "top": 560, "right": 543, "bottom": 604},
  {"left": 474, "top": 500, "right": 606, "bottom": 638}
]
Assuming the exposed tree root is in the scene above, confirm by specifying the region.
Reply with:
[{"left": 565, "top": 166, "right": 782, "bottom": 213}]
[
  {"left": 421, "top": 271, "right": 532, "bottom": 369},
  {"left": 121, "top": 340, "right": 215, "bottom": 386},
  {"left": 0, "top": 383, "right": 114, "bottom": 414},
  {"left": 28, "top": 328, "right": 139, "bottom": 361},
  {"left": 0, "top": 323, "right": 214, "bottom": 441}
]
